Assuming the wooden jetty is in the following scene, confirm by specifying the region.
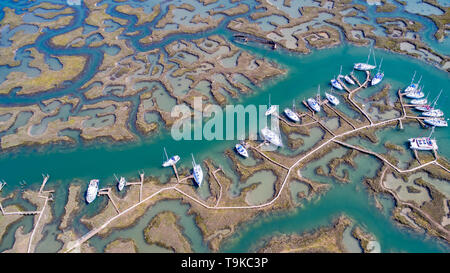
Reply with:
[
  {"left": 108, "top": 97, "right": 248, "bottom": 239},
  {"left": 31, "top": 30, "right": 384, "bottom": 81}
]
[
  {"left": 39, "top": 174, "right": 50, "bottom": 194},
  {"left": 98, "top": 188, "right": 120, "bottom": 214},
  {"left": 323, "top": 102, "right": 356, "bottom": 129}
]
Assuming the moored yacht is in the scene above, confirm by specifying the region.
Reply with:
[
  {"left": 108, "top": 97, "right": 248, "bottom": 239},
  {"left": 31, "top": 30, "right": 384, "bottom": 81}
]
[
  {"left": 235, "top": 143, "right": 249, "bottom": 158},
  {"left": 409, "top": 127, "right": 438, "bottom": 151},
  {"left": 410, "top": 98, "right": 427, "bottom": 105},
  {"left": 260, "top": 127, "right": 283, "bottom": 146},
  {"left": 265, "top": 94, "right": 277, "bottom": 116},
  {"left": 404, "top": 72, "right": 421, "bottom": 93},
  {"left": 354, "top": 47, "right": 376, "bottom": 71},
  {"left": 424, "top": 118, "right": 448, "bottom": 127},
  {"left": 420, "top": 89, "right": 443, "bottom": 117},
  {"left": 415, "top": 105, "right": 432, "bottom": 112},
  {"left": 354, "top": 63, "right": 376, "bottom": 71},
  {"left": 307, "top": 98, "right": 321, "bottom": 112},
  {"left": 422, "top": 109, "right": 444, "bottom": 118},
  {"left": 86, "top": 179, "right": 99, "bottom": 204},
  {"left": 307, "top": 85, "right": 322, "bottom": 112},
  {"left": 404, "top": 88, "right": 425, "bottom": 99},
  {"left": 371, "top": 58, "right": 384, "bottom": 86},
  {"left": 117, "top": 177, "right": 126, "bottom": 192},
  {"left": 344, "top": 74, "right": 355, "bottom": 85},
  {"left": 284, "top": 99, "right": 300, "bottom": 122},
  {"left": 191, "top": 154, "right": 203, "bottom": 187},
  {"left": 409, "top": 137, "right": 438, "bottom": 151},
  {"left": 284, "top": 108, "right": 300, "bottom": 122},
  {"left": 162, "top": 147, "right": 180, "bottom": 167},
  {"left": 325, "top": 92, "right": 339, "bottom": 106},
  {"left": 330, "top": 78, "right": 343, "bottom": 90}
]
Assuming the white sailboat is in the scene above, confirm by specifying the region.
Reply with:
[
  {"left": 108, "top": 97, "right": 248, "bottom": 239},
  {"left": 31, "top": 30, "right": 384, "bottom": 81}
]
[
  {"left": 330, "top": 77, "right": 343, "bottom": 90},
  {"left": 265, "top": 94, "right": 277, "bottom": 116},
  {"left": 421, "top": 90, "right": 443, "bottom": 117},
  {"left": 371, "top": 57, "right": 384, "bottom": 86},
  {"left": 415, "top": 104, "right": 433, "bottom": 112},
  {"left": 422, "top": 109, "right": 444, "bottom": 117},
  {"left": 404, "top": 72, "right": 421, "bottom": 93},
  {"left": 86, "top": 179, "right": 99, "bottom": 204},
  {"left": 307, "top": 85, "right": 321, "bottom": 112},
  {"left": 424, "top": 118, "right": 448, "bottom": 127},
  {"left": 325, "top": 90, "right": 339, "bottom": 106},
  {"left": 284, "top": 99, "right": 300, "bottom": 122},
  {"left": 409, "top": 127, "right": 438, "bottom": 151},
  {"left": 235, "top": 143, "right": 249, "bottom": 158},
  {"left": 331, "top": 66, "right": 344, "bottom": 90},
  {"left": 191, "top": 154, "right": 203, "bottom": 187},
  {"left": 344, "top": 73, "right": 355, "bottom": 85},
  {"left": 410, "top": 98, "right": 427, "bottom": 105},
  {"left": 162, "top": 147, "right": 180, "bottom": 167},
  {"left": 404, "top": 85, "right": 425, "bottom": 99},
  {"left": 260, "top": 127, "right": 283, "bottom": 146},
  {"left": 354, "top": 47, "right": 376, "bottom": 71},
  {"left": 117, "top": 176, "right": 126, "bottom": 191}
]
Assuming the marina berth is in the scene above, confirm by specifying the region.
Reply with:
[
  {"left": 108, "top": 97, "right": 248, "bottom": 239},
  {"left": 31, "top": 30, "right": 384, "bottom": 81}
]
[{"left": 86, "top": 179, "right": 99, "bottom": 204}]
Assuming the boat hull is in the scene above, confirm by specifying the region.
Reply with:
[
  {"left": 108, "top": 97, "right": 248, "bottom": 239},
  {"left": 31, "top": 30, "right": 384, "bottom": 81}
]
[
  {"left": 354, "top": 63, "right": 376, "bottom": 71},
  {"left": 307, "top": 98, "right": 321, "bottom": 112},
  {"left": 284, "top": 108, "right": 299, "bottom": 122},
  {"left": 424, "top": 119, "right": 448, "bottom": 127}
]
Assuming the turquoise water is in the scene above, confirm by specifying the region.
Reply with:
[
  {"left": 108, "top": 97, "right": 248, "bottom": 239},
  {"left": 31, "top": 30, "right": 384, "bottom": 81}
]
[{"left": 0, "top": 0, "right": 449, "bottom": 253}]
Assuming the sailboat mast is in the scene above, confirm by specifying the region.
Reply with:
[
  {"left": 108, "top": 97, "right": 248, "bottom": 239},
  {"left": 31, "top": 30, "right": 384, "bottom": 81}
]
[
  {"left": 428, "top": 126, "right": 435, "bottom": 138},
  {"left": 372, "top": 47, "right": 377, "bottom": 67},
  {"left": 164, "top": 147, "right": 169, "bottom": 161},
  {"left": 191, "top": 153, "right": 196, "bottom": 166},
  {"left": 432, "top": 89, "right": 442, "bottom": 108},
  {"left": 366, "top": 48, "right": 371, "bottom": 64},
  {"left": 377, "top": 57, "right": 383, "bottom": 73},
  {"left": 410, "top": 71, "right": 416, "bottom": 85},
  {"left": 317, "top": 85, "right": 320, "bottom": 101}
]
